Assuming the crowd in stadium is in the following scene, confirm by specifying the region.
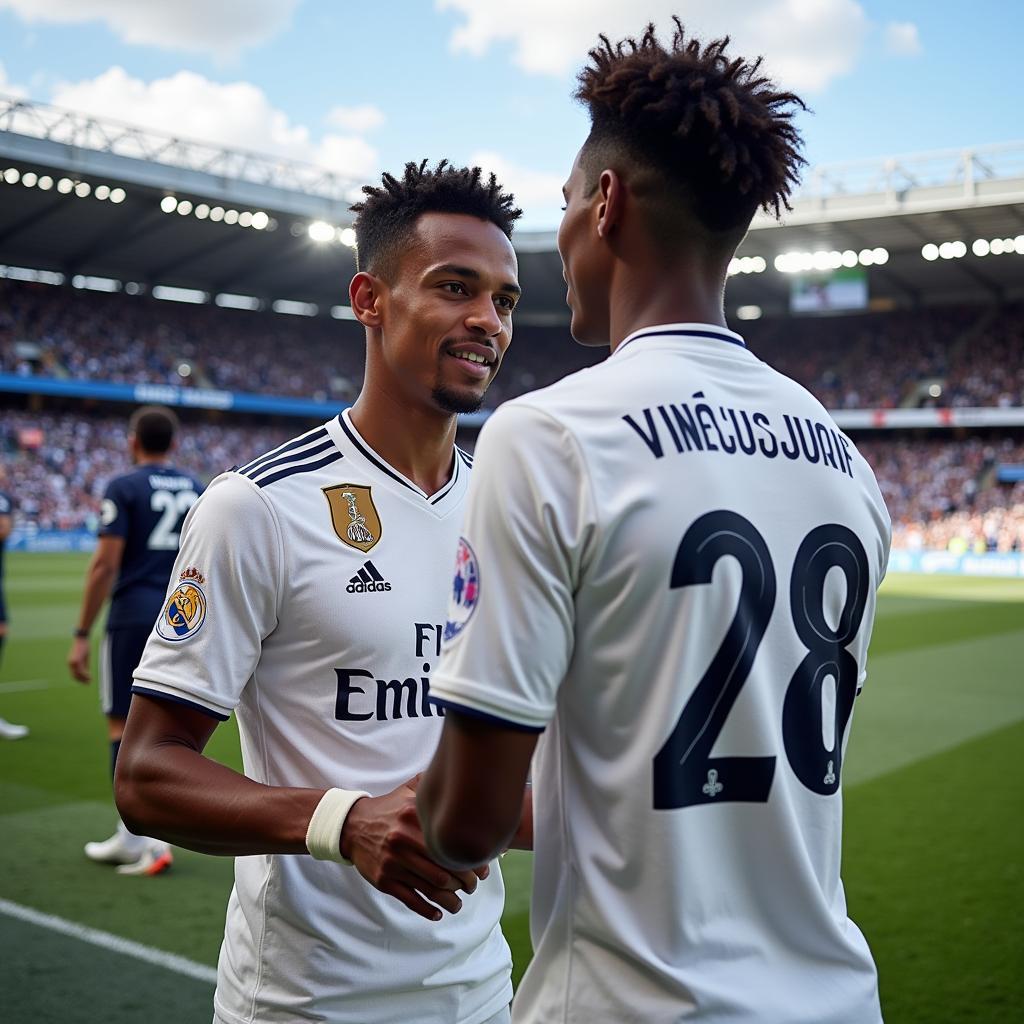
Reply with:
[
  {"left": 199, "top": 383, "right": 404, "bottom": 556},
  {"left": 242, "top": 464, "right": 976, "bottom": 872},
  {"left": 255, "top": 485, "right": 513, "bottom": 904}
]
[
  {"left": 2, "top": 279, "right": 1023, "bottom": 411},
  {"left": 0, "top": 410, "right": 291, "bottom": 532},
  {"left": 3, "top": 409, "right": 1022, "bottom": 553}
]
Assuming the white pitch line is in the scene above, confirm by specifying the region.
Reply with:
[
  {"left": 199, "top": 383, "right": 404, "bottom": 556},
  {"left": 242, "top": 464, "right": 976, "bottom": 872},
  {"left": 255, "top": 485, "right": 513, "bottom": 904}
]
[
  {"left": 0, "top": 897, "right": 217, "bottom": 984},
  {"left": 0, "top": 679, "right": 52, "bottom": 693}
]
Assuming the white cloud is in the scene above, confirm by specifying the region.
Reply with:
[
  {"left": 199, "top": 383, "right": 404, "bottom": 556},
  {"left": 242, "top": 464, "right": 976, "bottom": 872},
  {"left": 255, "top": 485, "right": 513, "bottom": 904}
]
[
  {"left": 0, "top": 0, "right": 299, "bottom": 58},
  {"left": 883, "top": 21, "right": 922, "bottom": 57},
  {"left": 438, "top": 0, "right": 870, "bottom": 92},
  {"left": 0, "top": 61, "right": 28, "bottom": 99},
  {"left": 325, "top": 104, "right": 386, "bottom": 134},
  {"left": 50, "top": 68, "right": 378, "bottom": 179},
  {"left": 471, "top": 151, "right": 565, "bottom": 228}
]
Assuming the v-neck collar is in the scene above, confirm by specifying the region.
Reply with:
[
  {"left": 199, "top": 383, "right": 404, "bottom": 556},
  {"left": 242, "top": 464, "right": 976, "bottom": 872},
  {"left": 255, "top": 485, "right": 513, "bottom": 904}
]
[{"left": 330, "top": 409, "right": 462, "bottom": 507}]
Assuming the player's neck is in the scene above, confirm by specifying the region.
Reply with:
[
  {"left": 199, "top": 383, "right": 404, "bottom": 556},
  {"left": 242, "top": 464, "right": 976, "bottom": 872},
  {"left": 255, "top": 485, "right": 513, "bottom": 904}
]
[
  {"left": 348, "top": 388, "right": 457, "bottom": 497},
  {"left": 607, "top": 262, "right": 727, "bottom": 354},
  {"left": 135, "top": 455, "right": 169, "bottom": 468}
]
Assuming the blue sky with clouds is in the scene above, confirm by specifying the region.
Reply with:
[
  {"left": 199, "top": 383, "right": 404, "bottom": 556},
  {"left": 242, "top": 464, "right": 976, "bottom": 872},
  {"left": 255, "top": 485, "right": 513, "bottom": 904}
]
[{"left": 0, "top": 0, "right": 1020, "bottom": 228}]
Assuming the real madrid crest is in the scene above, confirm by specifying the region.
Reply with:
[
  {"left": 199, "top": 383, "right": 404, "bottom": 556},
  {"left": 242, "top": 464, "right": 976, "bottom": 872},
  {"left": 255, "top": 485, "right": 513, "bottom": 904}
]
[
  {"left": 156, "top": 567, "right": 208, "bottom": 643},
  {"left": 323, "top": 484, "right": 382, "bottom": 553}
]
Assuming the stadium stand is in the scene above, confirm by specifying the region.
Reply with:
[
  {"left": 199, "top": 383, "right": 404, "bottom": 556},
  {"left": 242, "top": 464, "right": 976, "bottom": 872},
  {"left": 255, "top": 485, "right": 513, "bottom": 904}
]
[{"left": 4, "top": 279, "right": 1021, "bottom": 411}]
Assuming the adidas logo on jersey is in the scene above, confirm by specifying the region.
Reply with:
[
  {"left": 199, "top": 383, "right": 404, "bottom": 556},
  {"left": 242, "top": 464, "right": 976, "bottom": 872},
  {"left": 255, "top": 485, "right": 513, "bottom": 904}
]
[{"left": 347, "top": 560, "right": 393, "bottom": 594}]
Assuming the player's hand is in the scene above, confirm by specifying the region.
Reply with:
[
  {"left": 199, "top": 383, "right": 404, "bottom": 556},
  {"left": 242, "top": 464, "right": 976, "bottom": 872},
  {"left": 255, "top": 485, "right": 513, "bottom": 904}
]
[
  {"left": 67, "top": 637, "right": 91, "bottom": 683},
  {"left": 340, "top": 778, "right": 490, "bottom": 921}
]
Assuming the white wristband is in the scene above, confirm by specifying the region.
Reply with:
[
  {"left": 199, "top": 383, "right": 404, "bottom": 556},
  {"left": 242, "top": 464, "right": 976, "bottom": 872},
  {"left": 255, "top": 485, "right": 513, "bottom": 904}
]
[{"left": 305, "top": 787, "right": 370, "bottom": 863}]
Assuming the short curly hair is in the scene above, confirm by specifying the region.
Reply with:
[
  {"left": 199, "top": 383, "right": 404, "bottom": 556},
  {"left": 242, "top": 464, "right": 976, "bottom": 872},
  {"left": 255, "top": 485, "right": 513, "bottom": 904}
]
[
  {"left": 575, "top": 20, "right": 806, "bottom": 237},
  {"left": 350, "top": 159, "right": 522, "bottom": 278}
]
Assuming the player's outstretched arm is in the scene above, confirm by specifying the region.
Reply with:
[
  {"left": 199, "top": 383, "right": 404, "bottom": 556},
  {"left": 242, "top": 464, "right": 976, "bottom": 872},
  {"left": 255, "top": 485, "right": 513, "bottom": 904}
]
[
  {"left": 419, "top": 709, "right": 537, "bottom": 870},
  {"left": 116, "top": 694, "right": 485, "bottom": 920}
]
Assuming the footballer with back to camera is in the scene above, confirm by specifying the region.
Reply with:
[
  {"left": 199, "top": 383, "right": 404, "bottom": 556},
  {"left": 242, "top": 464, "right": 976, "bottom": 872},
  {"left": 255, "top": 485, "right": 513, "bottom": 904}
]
[
  {"left": 114, "top": 161, "right": 531, "bottom": 1024},
  {"left": 420, "top": 21, "right": 891, "bottom": 1024},
  {"left": 67, "top": 405, "right": 203, "bottom": 875}
]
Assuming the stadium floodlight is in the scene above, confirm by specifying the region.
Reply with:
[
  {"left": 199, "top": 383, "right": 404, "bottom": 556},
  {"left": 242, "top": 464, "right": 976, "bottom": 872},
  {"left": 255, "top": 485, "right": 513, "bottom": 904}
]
[
  {"left": 124, "top": 282, "right": 143, "bottom": 295},
  {"left": 251, "top": 211, "right": 270, "bottom": 231},
  {"left": 209, "top": 206, "right": 225, "bottom": 222},
  {"left": 72, "top": 275, "right": 120, "bottom": 293},
  {"left": 972, "top": 239, "right": 990, "bottom": 257},
  {"left": 37, "top": 175, "right": 53, "bottom": 191},
  {"left": 1015, "top": 235, "right": 1024, "bottom": 255},
  {"left": 872, "top": 247, "right": 888, "bottom": 265},
  {"left": 57, "top": 177, "right": 74, "bottom": 194},
  {"left": 0, "top": 265, "right": 65, "bottom": 285},
  {"left": 160, "top": 195, "right": 177, "bottom": 214},
  {"left": 928, "top": 384, "right": 942, "bottom": 398},
  {"left": 339, "top": 227, "right": 357, "bottom": 247},
  {"left": 177, "top": 363, "right": 193, "bottom": 378},
  {"left": 238, "top": 211, "right": 254, "bottom": 228},
  {"left": 152, "top": 284, "right": 207, "bottom": 304},
  {"left": 736, "top": 305, "right": 762, "bottom": 320},
  {"left": 215, "top": 292, "right": 262, "bottom": 311},
  {"left": 195, "top": 203, "right": 210, "bottom": 220},
  {"left": 990, "top": 238, "right": 1005, "bottom": 255},
  {"left": 331, "top": 305, "right": 359, "bottom": 320},
  {"left": 3, "top": 167, "right": 20, "bottom": 184},
  {"left": 273, "top": 299, "right": 318, "bottom": 316},
  {"left": 21, "top": 171, "right": 38, "bottom": 188},
  {"left": 94, "top": 184, "right": 110, "bottom": 201},
  {"left": 921, "top": 243, "right": 939, "bottom": 261},
  {"left": 176, "top": 199, "right": 193, "bottom": 216},
  {"left": 857, "top": 248, "right": 875, "bottom": 266},
  {"left": 224, "top": 209, "right": 240, "bottom": 225},
  {"left": 74, "top": 181, "right": 91, "bottom": 198},
  {"left": 308, "top": 220, "right": 336, "bottom": 243},
  {"left": 841, "top": 250, "right": 858, "bottom": 267},
  {"left": 109, "top": 188, "right": 126, "bottom": 204}
]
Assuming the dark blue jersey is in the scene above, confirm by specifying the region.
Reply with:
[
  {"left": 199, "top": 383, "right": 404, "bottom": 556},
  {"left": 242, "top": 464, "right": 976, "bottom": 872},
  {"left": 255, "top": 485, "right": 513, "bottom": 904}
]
[
  {"left": 99, "top": 465, "right": 204, "bottom": 629},
  {"left": 0, "top": 488, "right": 12, "bottom": 584}
]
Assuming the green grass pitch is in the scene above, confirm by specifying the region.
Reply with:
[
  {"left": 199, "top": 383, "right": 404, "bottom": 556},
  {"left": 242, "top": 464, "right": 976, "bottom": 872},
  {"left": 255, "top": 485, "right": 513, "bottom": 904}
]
[{"left": 1, "top": 553, "right": 1021, "bottom": 1022}]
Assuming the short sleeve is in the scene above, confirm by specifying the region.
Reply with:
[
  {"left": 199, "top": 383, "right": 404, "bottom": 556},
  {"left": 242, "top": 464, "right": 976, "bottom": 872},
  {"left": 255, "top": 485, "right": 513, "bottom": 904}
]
[
  {"left": 132, "top": 473, "right": 282, "bottom": 720},
  {"left": 430, "top": 402, "right": 597, "bottom": 731},
  {"left": 98, "top": 478, "right": 128, "bottom": 539}
]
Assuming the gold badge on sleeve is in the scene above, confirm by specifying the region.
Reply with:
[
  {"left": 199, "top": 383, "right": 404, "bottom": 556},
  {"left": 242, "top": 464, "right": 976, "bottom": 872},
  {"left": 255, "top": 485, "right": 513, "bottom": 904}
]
[{"left": 323, "top": 484, "right": 382, "bottom": 553}]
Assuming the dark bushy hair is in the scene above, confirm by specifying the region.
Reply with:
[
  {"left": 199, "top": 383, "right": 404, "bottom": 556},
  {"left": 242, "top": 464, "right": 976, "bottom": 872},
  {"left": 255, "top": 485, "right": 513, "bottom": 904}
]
[
  {"left": 129, "top": 405, "right": 178, "bottom": 454},
  {"left": 575, "top": 19, "right": 806, "bottom": 235},
  {"left": 350, "top": 159, "right": 522, "bottom": 278}
]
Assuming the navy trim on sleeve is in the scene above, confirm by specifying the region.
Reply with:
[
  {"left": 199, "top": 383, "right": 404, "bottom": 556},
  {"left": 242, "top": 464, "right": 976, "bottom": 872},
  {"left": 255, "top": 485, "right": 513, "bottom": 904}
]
[
  {"left": 131, "top": 685, "right": 230, "bottom": 722},
  {"left": 430, "top": 697, "right": 545, "bottom": 734}
]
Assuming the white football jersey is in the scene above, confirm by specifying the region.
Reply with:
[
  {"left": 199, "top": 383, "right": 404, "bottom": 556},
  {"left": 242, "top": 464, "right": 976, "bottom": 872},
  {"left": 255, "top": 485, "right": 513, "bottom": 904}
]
[
  {"left": 432, "top": 324, "right": 891, "bottom": 1024},
  {"left": 133, "top": 411, "right": 512, "bottom": 1024}
]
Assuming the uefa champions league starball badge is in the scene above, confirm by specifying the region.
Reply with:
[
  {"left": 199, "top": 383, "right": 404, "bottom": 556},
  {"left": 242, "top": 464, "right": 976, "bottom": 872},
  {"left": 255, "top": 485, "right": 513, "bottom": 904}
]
[{"left": 444, "top": 537, "right": 480, "bottom": 642}]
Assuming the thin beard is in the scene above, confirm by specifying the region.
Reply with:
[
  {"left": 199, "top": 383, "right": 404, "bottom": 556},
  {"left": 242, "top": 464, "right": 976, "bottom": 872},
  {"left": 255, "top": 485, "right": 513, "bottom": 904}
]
[{"left": 431, "top": 384, "right": 484, "bottom": 415}]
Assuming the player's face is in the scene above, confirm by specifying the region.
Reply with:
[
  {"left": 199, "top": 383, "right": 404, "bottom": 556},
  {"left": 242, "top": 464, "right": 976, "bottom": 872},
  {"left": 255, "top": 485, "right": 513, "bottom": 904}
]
[
  {"left": 558, "top": 150, "right": 612, "bottom": 346},
  {"left": 381, "top": 212, "right": 520, "bottom": 415}
]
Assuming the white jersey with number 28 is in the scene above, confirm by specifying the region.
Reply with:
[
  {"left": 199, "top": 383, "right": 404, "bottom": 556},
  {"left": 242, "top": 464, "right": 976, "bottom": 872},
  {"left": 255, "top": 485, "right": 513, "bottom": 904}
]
[{"left": 431, "top": 324, "right": 891, "bottom": 1024}]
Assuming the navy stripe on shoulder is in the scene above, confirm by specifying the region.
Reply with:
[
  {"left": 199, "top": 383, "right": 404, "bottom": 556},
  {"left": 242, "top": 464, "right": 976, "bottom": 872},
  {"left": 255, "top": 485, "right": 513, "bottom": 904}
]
[
  {"left": 254, "top": 450, "right": 344, "bottom": 489},
  {"left": 429, "top": 697, "right": 546, "bottom": 734},
  {"left": 338, "top": 415, "right": 419, "bottom": 494},
  {"left": 131, "top": 685, "right": 230, "bottom": 722},
  {"left": 237, "top": 426, "right": 329, "bottom": 476},
  {"left": 242, "top": 437, "right": 335, "bottom": 481}
]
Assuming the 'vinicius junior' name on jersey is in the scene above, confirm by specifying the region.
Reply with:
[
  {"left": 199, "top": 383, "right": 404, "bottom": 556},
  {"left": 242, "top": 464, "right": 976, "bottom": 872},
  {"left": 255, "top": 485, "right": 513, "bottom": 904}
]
[{"left": 623, "top": 391, "right": 855, "bottom": 478}]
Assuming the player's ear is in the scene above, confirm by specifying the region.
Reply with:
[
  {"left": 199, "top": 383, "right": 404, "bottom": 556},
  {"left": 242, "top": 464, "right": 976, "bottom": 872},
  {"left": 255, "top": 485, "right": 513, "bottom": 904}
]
[
  {"left": 595, "top": 168, "right": 623, "bottom": 240},
  {"left": 349, "top": 271, "right": 385, "bottom": 329}
]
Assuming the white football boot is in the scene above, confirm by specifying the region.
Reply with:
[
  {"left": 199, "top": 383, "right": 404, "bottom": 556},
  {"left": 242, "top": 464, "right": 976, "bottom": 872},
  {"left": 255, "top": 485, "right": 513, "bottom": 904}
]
[
  {"left": 116, "top": 840, "right": 174, "bottom": 876},
  {"left": 84, "top": 822, "right": 150, "bottom": 865},
  {"left": 0, "top": 717, "right": 28, "bottom": 740}
]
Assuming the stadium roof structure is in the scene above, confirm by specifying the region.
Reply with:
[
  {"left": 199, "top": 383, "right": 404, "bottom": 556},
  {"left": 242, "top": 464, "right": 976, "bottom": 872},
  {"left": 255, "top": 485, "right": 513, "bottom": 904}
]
[{"left": 1, "top": 94, "right": 1023, "bottom": 323}]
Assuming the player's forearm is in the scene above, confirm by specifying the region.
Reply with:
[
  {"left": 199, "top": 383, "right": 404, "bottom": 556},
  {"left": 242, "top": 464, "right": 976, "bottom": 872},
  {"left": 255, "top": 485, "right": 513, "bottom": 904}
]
[
  {"left": 115, "top": 741, "right": 323, "bottom": 856},
  {"left": 76, "top": 561, "right": 117, "bottom": 632},
  {"left": 507, "top": 786, "right": 533, "bottom": 851}
]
